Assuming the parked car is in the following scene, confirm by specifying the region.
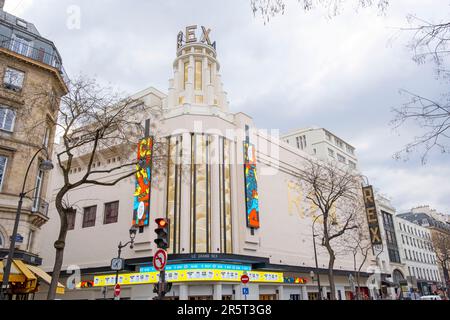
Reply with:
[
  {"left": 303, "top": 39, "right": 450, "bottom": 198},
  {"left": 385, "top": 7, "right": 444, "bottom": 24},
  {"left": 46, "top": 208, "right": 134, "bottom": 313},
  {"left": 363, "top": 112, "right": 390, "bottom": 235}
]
[{"left": 420, "top": 295, "right": 442, "bottom": 300}]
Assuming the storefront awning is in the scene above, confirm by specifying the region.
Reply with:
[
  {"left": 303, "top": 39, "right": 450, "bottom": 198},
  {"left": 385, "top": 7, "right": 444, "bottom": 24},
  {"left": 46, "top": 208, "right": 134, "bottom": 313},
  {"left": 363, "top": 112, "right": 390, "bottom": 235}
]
[
  {"left": 27, "top": 264, "right": 65, "bottom": 294},
  {"left": 0, "top": 259, "right": 64, "bottom": 294}
]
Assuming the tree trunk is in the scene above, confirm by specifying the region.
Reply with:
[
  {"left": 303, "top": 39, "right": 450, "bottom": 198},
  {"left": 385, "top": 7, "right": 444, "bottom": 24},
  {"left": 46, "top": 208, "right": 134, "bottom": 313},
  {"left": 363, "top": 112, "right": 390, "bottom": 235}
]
[
  {"left": 47, "top": 190, "right": 69, "bottom": 300},
  {"left": 326, "top": 245, "right": 336, "bottom": 300}
]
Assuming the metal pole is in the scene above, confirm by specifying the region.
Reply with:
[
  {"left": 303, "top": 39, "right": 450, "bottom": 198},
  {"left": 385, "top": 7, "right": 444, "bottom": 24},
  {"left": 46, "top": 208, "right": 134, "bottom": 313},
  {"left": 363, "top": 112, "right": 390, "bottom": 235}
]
[
  {"left": 114, "top": 244, "right": 122, "bottom": 301},
  {"left": 0, "top": 193, "right": 24, "bottom": 300},
  {"left": 158, "top": 270, "right": 166, "bottom": 300}
]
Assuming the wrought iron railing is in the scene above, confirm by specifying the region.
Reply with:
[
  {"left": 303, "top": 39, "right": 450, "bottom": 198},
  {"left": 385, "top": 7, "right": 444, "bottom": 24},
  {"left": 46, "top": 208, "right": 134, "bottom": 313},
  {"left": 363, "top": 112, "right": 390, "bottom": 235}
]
[
  {"left": 31, "top": 197, "right": 49, "bottom": 217},
  {"left": 0, "top": 34, "right": 69, "bottom": 87}
]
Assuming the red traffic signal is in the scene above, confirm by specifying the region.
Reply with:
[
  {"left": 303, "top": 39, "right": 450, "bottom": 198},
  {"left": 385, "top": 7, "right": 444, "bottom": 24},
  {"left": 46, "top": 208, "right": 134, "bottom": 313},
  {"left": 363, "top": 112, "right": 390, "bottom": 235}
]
[
  {"left": 154, "top": 218, "right": 170, "bottom": 249},
  {"left": 156, "top": 218, "right": 168, "bottom": 228}
]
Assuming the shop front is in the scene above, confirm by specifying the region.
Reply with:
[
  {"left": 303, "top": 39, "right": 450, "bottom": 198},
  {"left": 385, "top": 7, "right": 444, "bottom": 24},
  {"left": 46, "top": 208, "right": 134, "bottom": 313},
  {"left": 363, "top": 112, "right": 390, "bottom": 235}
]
[{"left": 0, "top": 259, "right": 65, "bottom": 300}]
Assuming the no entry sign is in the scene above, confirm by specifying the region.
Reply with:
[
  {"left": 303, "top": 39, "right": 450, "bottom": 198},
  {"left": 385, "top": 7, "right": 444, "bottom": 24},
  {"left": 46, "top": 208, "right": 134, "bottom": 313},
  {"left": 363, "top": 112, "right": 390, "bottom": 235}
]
[
  {"left": 153, "top": 249, "right": 168, "bottom": 271},
  {"left": 241, "top": 274, "right": 250, "bottom": 284},
  {"left": 114, "top": 283, "right": 121, "bottom": 297}
]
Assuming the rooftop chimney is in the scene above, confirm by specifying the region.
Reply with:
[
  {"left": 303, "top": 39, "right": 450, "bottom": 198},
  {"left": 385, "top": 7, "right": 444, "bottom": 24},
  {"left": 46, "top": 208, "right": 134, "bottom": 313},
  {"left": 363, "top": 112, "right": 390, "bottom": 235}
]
[{"left": 0, "top": 0, "right": 5, "bottom": 10}]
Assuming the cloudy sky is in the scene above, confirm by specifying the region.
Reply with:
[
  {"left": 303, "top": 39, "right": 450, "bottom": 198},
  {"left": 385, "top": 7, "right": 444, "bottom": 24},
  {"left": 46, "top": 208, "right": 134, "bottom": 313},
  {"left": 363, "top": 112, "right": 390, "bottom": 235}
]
[{"left": 6, "top": 0, "right": 449, "bottom": 214}]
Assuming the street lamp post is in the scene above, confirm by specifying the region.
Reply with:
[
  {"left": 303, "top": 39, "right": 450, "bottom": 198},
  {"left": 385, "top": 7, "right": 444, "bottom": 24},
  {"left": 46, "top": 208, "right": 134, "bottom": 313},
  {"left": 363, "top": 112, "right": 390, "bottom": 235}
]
[
  {"left": 113, "top": 227, "right": 137, "bottom": 300},
  {"left": 312, "top": 214, "right": 323, "bottom": 300},
  {"left": 0, "top": 147, "right": 53, "bottom": 300}
]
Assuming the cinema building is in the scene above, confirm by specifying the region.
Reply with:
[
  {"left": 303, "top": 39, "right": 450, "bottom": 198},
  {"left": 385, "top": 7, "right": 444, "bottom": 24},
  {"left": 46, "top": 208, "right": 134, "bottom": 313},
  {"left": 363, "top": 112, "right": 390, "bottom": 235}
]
[{"left": 37, "top": 26, "right": 390, "bottom": 300}]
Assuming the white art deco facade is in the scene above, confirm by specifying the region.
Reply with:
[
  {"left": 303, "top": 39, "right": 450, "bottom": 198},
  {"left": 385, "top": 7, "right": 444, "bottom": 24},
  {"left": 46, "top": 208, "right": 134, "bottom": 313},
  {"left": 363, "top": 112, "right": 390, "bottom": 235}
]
[{"left": 37, "top": 26, "right": 398, "bottom": 300}]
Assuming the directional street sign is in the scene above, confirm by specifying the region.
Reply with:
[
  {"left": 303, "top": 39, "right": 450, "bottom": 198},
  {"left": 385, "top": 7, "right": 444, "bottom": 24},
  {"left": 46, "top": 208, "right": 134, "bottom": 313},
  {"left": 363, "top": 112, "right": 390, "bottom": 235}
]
[
  {"left": 153, "top": 249, "right": 168, "bottom": 271},
  {"left": 242, "top": 287, "right": 249, "bottom": 295},
  {"left": 110, "top": 258, "right": 125, "bottom": 271}
]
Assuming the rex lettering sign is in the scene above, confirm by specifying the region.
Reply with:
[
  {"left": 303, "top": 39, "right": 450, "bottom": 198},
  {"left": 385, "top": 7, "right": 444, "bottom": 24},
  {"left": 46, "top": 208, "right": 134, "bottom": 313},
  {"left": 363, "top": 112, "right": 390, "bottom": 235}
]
[
  {"left": 362, "top": 186, "right": 382, "bottom": 246},
  {"left": 177, "top": 25, "right": 216, "bottom": 49}
]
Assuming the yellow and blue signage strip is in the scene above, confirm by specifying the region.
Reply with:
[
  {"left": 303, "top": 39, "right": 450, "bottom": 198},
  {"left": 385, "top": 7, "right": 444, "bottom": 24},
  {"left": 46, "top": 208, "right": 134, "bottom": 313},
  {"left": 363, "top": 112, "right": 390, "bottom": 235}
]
[{"left": 93, "top": 269, "right": 283, "bottom": 287}]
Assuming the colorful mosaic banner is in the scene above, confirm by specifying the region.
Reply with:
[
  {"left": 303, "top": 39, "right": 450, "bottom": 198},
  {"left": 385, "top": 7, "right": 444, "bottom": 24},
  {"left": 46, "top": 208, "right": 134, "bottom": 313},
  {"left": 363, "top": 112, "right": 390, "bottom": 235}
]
[
  {"left": 244, "top": 141, "right": 260, "bottom": 229},
  {"left": 93, "top": 270, "right": 283, "bottom": 286},
  {"left": 132, "top": 137, "right": 153, "bottom": 227}
]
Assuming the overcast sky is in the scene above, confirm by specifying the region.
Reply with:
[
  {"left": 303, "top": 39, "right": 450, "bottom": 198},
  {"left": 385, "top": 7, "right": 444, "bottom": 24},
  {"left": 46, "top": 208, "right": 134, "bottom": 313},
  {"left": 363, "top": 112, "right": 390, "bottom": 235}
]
[{"left": 6, "top": 0, "right": 450, "bottom": 214}]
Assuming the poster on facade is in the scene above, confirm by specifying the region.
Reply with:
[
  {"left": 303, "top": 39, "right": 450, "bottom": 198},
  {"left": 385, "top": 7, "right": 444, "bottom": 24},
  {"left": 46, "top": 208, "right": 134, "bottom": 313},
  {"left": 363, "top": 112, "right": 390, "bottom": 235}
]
[
  {"left": 132, "top": 137, "right": 154, "bottom": 227},
  {"left": 362, "top": 185, "right": 382, "bottom": 246},
  {"left": 243, "top": 141, "right": 260, "bottom": 229}
]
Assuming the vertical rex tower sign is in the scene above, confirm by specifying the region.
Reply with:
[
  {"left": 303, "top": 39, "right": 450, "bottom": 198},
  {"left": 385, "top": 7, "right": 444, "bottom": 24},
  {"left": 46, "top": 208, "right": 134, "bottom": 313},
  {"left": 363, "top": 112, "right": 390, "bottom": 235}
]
[
  {"left": 362, "top": 186, "right": 382, "bottom": 246},
  {"left": 133, "top": 137, "right": 154, "bottom": 227}
]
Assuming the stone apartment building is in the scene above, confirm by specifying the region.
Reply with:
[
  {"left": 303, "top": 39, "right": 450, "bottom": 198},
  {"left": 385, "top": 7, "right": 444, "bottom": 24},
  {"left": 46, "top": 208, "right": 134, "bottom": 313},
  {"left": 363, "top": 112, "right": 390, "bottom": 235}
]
[{"left": 0, "top": 2, "right": 67, "bottom": 267}]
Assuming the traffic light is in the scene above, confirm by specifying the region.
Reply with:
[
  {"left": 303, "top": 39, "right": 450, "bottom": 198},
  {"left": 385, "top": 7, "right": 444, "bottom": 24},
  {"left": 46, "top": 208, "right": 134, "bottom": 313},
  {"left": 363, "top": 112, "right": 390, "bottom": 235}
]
[{"left": 154, "top": 218, "right": 170, "bottom": 249}]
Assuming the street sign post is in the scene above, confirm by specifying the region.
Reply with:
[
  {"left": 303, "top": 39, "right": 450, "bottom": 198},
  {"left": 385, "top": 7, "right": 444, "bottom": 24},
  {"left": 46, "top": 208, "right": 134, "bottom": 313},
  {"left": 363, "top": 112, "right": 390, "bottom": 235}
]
[
  {"left": 153, "top": 249, "right": 168, "bottom": 271},
  {"left": 241, "top": 274, "right": 250, "bottom": 285},
  {"left": 242, "top": 287, "right": 249, "bottom": 300},
  {"left": 153, "top": 249, "right": 168, "bottom": 300},
  {"left": 114, "top": 283, "right": 121, "bottom": 300}
]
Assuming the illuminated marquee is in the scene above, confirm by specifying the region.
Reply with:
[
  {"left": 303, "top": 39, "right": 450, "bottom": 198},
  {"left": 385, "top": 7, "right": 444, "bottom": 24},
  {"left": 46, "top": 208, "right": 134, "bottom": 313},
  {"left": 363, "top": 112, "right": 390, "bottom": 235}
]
[
  {"left": 93, "top": 270, "right": 283, "bottom": 287},
  {"left": 244, "top": 140, "right": 260, "bottom": 229},
  {"left": 132, "top": 137, "right": 154, "bottom": 227},
  {"left": 362, "top": 186, "right": 382, "bottom": 246},
  {"left": 140, "top": 263, "right": 251, "bottom": 273}
]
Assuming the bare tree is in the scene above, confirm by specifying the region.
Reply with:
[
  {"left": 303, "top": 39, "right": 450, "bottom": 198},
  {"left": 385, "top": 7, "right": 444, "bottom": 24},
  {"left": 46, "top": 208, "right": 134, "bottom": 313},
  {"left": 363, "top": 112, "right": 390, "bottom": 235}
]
[
  {"left": 302, "top": 158, "right": 363, "bottom": 300},
  {"left": 392, "top": 13, "right": 450, "bottom": 163},
  {"left": 342, "top": 214, "right": 373, "bottom": 300},
  {"left": 431, "top": 231, "right": 450, "bottom": 296},
  {"left": 31, "top": 76, "right": 164, "bottom": 299},
  {"left": 391, "top": 90, "right": 450, "bottom": 164},
  {"left": 250, "top": 0, "right": 389, "bottom": 23}
]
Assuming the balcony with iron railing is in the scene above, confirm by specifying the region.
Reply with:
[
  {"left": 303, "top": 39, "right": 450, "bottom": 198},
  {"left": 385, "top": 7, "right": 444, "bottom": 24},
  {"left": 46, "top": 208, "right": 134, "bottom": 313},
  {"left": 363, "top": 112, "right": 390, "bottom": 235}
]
[
  {"left": 0, "top": 34, "right": 69, "bottom": 87},
  {"left": 31, "top": 197, "right": 49, "bottom": 217}
]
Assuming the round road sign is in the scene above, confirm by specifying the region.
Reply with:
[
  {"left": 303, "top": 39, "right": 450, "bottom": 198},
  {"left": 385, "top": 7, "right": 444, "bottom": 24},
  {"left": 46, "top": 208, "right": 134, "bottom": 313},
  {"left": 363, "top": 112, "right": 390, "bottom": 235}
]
[
  {"left": 114, "top": 283, "right": 121, "bottom": 297},
  {"left": 241, "top": 274, "right": 250, "bottom": 284},
  {"left": 153, "top": 249, "right": 168, "bottom": 271}
]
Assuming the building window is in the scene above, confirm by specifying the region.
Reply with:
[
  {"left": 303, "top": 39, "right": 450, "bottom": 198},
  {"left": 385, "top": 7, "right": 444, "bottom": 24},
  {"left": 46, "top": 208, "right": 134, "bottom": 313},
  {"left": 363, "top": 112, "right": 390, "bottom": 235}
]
[
  {"left": 219, "top": 137, "right": 233, "bottom": 254},
  {"left": 184, "top": 61, "right": 189, "bottom": 89},
  {"left": 328, "top": 148, "right": 335, "bottom": 158},
  {"left": 0, "top": 156, "right": 8, "bottom": 191},
  {"left": 346, "top": 145, "right": 355, "bottom": 155},
  {"left": 195, "top": 60, "right": 202, "bottom": 90},
  {"left": 166, "top": 136, "right": 182, "bottom": 254},
  {"left": 27, "top": 230, "right": 34, "bottom": 252},
  {"left": 190, "top": 134, "right": 211, "bottom": 253},
  {"left": 348, "top": 161, "right": 356, "bottom": 169},
  {"left": 326, "top": 132, "right": 332, "bottom": 141},
  {"left": 82, "top": 205, "right": 97, "bottom": 228},
  {"left": 104, "top": 201, "right": 119, "bottom": 225},
  {"left": 0, "top": 107, "right": 16, "bottom": 132},
  {"left": 0, "top": 230, "right": 4, "bottom": 248},
  {"left": 67, "top": 210, "right": 76, "bottom": 230},
  {"left": 335, "top": 138, "right": 344, "bottom": 149},
  {"left": 382, "top": 211, "right": 401, "bottom": 264},
  {"left": 195, "top": 95, "right": 204, "bottom": 103},
  {"left": 3, "top": 67, "right": 25, "bottom": 91},
  {"left": 337, "top": 154, "right": 346, "bottom": 164},
  {"left": 31, "top": 166, "right": 45, "bottom": 211},
  {"left": 16, "top": 19, "right": 27, "bottom": 28},
  {"left": 43, "top": 127, "right": 51, "bottom": 148}
]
